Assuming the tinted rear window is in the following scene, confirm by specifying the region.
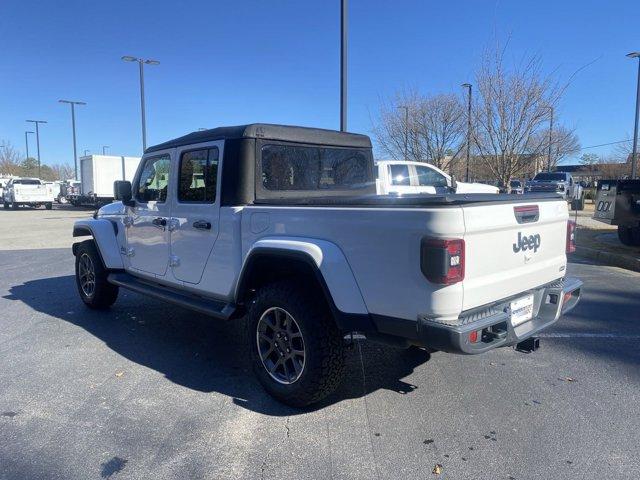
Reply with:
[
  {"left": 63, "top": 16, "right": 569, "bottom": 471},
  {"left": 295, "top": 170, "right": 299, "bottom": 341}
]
[
  {"left": 261, "top": 144, "right": 372, "bottom": 192},
  {"left": 13, "top": 179, "right": 41, "bottom": 185}
]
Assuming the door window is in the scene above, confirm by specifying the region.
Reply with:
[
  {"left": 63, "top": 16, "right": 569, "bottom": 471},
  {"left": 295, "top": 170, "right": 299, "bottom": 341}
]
[
  {"left": 389, "top": 164, "right": 410, "bottom": 186},
  {"left": 136, "top": 155, "right": 171, "bottom": 202},
  {"left": 414, "top": 165, "right": 448, "bottom": 187},
  {"left": 178, "top": 147, "right": 219, "bottom": 202}
]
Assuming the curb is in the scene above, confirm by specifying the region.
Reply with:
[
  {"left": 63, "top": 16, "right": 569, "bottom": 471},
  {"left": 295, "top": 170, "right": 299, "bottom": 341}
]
[{"left": 572, "top": 246, "right": 640, "bottom": 273}]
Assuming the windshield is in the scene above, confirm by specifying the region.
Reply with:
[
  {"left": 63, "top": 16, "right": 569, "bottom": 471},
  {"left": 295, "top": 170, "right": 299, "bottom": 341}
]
[
  {"left": 533, "top": 173, "right": 565, "bottom": 181},
  {"left": 510, "top": 181, "right": 521, "bottom": 187}
]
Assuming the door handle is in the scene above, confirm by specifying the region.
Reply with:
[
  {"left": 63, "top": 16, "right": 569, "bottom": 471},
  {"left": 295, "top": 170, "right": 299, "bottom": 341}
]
[
  {"left": 192, "top": 220, "right": 211, "bottom": 230},
  {"left": 152, "top": 217, "right": 167, "bottom": 228}
]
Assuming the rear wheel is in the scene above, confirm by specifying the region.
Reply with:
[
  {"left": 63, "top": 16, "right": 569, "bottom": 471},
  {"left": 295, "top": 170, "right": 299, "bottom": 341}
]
[
  {"left": 45, "top": 202, "right": 53, "bottom": 210},
  {"left": 75, "top": 240, "right": 119, "bottom": 309},
  {"left": 618, "top": 226, "right": 634, "bottom": 246},
  {"left": 247, "top": 280, "right": 345, "bottom": 407}
]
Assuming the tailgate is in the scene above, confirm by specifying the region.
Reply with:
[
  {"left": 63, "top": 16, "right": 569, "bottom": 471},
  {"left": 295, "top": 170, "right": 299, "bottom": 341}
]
[
  {"left": 14, "top": 185, "right": 50, "bottom": 200},
  {"left": 462, "top": 199, "right": 568, "bottom": 310}
]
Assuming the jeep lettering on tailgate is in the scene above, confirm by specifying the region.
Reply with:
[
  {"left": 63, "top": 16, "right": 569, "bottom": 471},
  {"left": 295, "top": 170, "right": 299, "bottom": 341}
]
[{"left": 512, "top": 232, "right": 541, "bottom": 253}]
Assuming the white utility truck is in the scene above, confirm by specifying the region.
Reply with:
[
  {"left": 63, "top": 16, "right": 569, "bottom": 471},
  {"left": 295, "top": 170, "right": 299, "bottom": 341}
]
[
  {"left": 3, "top": 177, "right": 54, "bottom": 209},
  {"left": 376, "top": 160, "right": 499, "bottom": 195},
  {"left": 73, "top": 155, "right": 141, "bottom": 207},
  {"left": 72, "top": 124, "right": 582, "bottom": 407}
]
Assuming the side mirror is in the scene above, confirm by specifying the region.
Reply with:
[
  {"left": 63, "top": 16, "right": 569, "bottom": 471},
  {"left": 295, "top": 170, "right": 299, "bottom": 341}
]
[
  {"left": 114, "top": 180, "right": 134, "bottom": 206},
  {"left": 449, "top": 175, "right": 458, "bottom": 192}
]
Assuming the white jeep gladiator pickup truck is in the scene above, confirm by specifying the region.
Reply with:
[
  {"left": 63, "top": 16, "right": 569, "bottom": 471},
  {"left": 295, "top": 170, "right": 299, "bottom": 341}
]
[
  {"left": 3, "top": 177, "right": 54, "bottom": 210},
  {"left": 72, "top": 124, "right": 582, "bottom": 407}
]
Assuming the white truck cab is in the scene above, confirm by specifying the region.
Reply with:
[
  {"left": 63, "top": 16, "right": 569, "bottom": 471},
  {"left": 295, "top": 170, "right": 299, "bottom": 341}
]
[
  {"left": 72, "top": 124, "right": 582, "bottom": 407},
  {"left": 376, "top": 160, "right": 499, "bottom": 195}
]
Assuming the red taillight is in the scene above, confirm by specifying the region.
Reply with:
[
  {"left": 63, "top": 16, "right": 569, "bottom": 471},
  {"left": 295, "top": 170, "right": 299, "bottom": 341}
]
[
  {"left": 420, "top": 238, "right": 465, "bottom": 285},
  {"left": 566, "top": 220, "right": 576, "bottom": 253}
]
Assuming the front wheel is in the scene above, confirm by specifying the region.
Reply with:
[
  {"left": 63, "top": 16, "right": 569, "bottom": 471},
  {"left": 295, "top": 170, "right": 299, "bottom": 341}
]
[
  {"left": 247, "top": 280, "right": 345, "bottom": 407},
  {"left": 45, "top": 202, "right": 52, "bottom": 210},
  {"left": 3, "top": 201, "right": 8, "bottom": 209},
  {"left": 75, "top": 240, "right": 119, "bottom": 309}
]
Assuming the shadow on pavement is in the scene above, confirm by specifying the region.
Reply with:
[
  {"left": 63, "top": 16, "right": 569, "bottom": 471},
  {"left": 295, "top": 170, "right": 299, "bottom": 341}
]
[{"left": 4, "top": 275, "right": 430, "bottom": 415}]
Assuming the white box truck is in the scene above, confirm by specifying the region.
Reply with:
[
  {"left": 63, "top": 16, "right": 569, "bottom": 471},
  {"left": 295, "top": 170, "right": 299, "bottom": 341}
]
[{"left": 74, "top": 155, "right": 141, "bottom": 207}]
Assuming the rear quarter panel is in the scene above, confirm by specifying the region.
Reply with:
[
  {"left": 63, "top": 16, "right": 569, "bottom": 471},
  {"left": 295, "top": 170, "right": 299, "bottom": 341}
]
[{"left": 240, "top": 206, "right": 466, "bottom": 323}]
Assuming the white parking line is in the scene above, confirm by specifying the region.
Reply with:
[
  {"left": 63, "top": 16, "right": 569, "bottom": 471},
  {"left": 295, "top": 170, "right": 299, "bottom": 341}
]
[
  {"left": 538, "top": 332, "right": 640, "bottom": 339},
  {"left": 347, "top": 332, "right": 640, "bottom": 341}
]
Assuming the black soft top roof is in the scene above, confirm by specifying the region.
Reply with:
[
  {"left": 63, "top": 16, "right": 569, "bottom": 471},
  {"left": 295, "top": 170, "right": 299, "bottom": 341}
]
[{"left": 145, "top": 123, "right": 372, "bottom": 153}]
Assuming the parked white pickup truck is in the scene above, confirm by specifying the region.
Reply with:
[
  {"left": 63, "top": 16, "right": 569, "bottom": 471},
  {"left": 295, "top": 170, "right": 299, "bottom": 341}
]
[
  {"left": 377, "top": 160, "right": 499, "bottom": 195},
  {"left": 3, "top": 177, "right": 54, "bottom": 209},
  {"left": 72, "top": 124, "right": 582, "bottom": 406}
]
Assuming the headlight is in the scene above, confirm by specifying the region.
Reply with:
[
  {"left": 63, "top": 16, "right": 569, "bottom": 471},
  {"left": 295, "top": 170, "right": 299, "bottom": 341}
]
[{"left": 557, "top": 184, "right": 565, "bottom": 191}]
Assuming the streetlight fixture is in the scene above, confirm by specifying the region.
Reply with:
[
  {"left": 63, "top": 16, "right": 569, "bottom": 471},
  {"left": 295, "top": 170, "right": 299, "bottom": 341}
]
[
  {"left": 627, "top": 51, "right": 640, "bottom": 179},
  {"left": 102, "top": 145, "right": 110, "bottom": 155},
  {"left": 25, "top": 120, "right": 47, "bottom": 178},
  {"left": 59, "top": 99, "right": 87, "bottom": 180},
  {"left": 340, "top": 0, "right": 348, "bottom": 131},
  {"left": 547, "top": 106, "right": 554, "bottom": 172},
  {"left": 122, "top": 55, "right": 160, "bottom": 151},
  {"left": 461, "top": 83, "right": 472, "bottom": 182},
  {"left": 24, "top": 131, "right": 34, "bottom": 161}
]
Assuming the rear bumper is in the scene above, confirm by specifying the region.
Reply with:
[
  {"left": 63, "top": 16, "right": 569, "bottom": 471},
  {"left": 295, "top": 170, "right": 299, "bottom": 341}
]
[
  {"left": 368, "top": 277, "right": 582, "bottom": 354},
  {"left": 415, "top": 277, "right": 582, "bottom": 354}
]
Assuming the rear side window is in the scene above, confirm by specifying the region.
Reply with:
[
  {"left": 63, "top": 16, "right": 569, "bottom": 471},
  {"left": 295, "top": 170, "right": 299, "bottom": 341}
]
[
  {"left": 136, "top": 154, "right": 171, "bottom": 202},
  {"left": 389, "top": 164, "right": 410, "bottom": 186},
  {"left": 261, "top": 144, "right": 371, "bottom": 191},
  {"left": 178, "top": 148, "right": 219, "bottom": 202},
  {"left": 414, "top": 165, "right": 448, "bottom": 187}
]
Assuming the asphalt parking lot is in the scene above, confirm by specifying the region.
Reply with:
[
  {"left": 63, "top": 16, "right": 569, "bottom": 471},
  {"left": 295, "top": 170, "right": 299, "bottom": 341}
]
[{"left": 1, "top": 206, "right": 639, "bottom": 479}]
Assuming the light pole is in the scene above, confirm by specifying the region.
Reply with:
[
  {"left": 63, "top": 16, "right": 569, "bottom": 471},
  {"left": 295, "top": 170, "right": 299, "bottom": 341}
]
[
  {"left": 398, "top": 105, "right": 409, "bottom": 159},
  {"left": 102, "top": 145, "right": 110, "bottom": 155},
  {"left": 340, "top": 0, "right": 348, "bottom": 132},
  {"left": 26, "top": 120, "right": 47, "bottom": 178},
  {"left": 547, "top": 106, "right": 554, "bottom": 172},
  {"left": 59, "top": 100, "right": 86, "bottom": 180},
  {"left": 25, "top": 131, "right": 34, "bottom": 161},
  {"left": 627, "top": 51, "right": 640, "bottom": 179},
  {"left": 122, "top": 55, "right": 160, "bottom": 151},
  {"left": 462, "top": 83, "right": 472, "bottom": 181}
]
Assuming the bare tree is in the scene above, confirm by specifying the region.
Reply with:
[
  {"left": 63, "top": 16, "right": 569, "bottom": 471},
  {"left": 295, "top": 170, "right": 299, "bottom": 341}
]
[
  {"left": 0, "top": 142, "right": 23, "bottom": 176},
  {"left": 50, "top": 164, "right": 75, "bottom": 181},
  {"left": 471, "top": 47, "right": 578, "bottom": 184},
  {"left": 372, "top": 91, "right": 466, "bottom": 172},
  {"left": 528, "top": 125, "right": 580, "bottom": 168}
]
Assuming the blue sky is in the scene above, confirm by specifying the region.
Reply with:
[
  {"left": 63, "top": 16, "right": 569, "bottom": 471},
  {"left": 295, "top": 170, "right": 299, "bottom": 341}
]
[{"left": 0, "top": 0, "right": 638, "bottom": 167}]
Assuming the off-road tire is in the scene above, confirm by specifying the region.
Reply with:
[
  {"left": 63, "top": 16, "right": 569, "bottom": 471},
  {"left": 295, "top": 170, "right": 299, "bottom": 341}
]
[
  {"left": 631, "top": 226, "right": 640, "bottom": 246},
  {"left": 45, "top": 202, "right": 53, "bottom": 210},
  {"left": 618, "top": 226, "right": 634, "bottom": 246},
  {"left": 247, "top": 280, "right": 345, "bottom": 407},
  {"left": 75, "top": 240, "right": 119, "bottom": 309}
]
